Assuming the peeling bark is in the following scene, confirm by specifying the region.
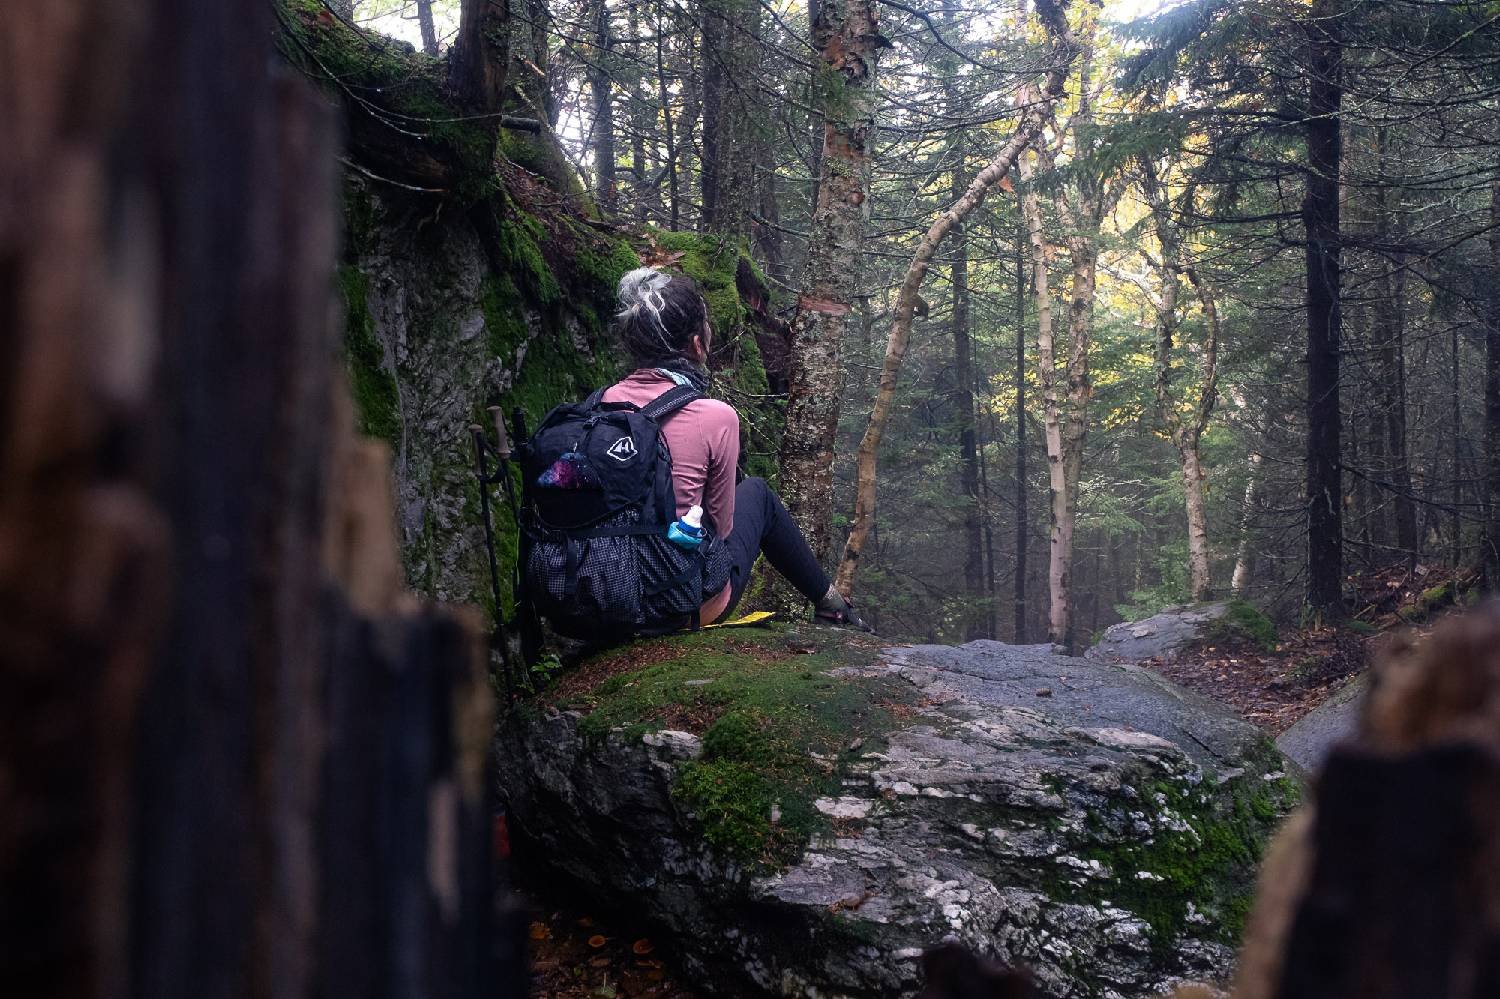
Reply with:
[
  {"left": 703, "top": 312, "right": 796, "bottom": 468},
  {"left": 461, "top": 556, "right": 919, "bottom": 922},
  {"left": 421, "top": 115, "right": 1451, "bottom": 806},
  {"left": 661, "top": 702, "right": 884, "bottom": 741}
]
[{"left": 778, "top": 0, "right": 888, "bottom": 563}]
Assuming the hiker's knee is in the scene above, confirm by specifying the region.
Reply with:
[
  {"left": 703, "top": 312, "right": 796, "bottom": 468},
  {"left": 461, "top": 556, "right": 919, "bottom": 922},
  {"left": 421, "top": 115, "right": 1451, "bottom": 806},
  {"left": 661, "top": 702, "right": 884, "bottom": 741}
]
[{"left": 738, "top": 476, "right": 771, "bottom": 503}]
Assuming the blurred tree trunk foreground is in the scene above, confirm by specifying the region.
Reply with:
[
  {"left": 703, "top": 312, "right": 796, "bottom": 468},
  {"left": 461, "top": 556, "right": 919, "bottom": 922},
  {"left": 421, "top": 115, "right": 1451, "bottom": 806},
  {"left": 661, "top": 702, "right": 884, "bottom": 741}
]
[{"left": 0, "top": 2, "right": 496, "bottom": 998}]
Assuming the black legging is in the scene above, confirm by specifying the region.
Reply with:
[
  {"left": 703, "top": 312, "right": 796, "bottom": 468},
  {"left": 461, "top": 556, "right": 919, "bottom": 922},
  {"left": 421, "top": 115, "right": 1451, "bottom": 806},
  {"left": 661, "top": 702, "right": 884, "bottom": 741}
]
[{"left": 715, "top": 477, "right": 831, "bottom": 622}]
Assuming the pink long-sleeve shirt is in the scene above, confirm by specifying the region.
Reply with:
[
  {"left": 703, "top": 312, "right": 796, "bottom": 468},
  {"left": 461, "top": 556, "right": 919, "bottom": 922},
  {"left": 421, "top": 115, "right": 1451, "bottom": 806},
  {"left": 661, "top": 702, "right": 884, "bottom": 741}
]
[{"left": 602, "top": 369, "right": 739, "bottom": 622}]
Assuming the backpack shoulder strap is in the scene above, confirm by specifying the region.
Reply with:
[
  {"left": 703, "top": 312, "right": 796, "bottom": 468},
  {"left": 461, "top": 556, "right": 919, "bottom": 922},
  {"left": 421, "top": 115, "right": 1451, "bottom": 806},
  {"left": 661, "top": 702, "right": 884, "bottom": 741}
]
[
  {"left": 639, "top": 384, "right": 702, "bottom": 423},
  {"left": 583, "top": 386, "right": 609, "bottom": 409}
]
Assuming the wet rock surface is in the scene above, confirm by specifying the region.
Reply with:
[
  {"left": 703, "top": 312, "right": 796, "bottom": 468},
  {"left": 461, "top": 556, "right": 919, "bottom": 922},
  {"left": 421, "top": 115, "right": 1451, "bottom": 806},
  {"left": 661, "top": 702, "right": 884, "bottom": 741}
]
[
  {"left": 1275, "top": 675, "right": 1366, "bottom": 772},
  {"left": 498, "top": 630, "right": 1299, "bottom": 999}
]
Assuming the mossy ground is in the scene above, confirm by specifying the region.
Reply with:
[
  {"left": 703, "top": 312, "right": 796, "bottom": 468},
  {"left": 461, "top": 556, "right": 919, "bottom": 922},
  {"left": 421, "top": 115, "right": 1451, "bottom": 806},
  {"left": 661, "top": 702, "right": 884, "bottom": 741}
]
[{"left": 546, "top": 625, "right": 910, "bottom": 867}]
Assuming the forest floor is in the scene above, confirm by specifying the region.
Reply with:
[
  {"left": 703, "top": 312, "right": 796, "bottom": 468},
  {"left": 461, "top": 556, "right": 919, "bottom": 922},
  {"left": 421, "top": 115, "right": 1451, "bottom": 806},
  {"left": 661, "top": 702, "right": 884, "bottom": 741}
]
[
  {"left": 520, "top": 894, "right": 698, "bottom": 999},
  {"left": 1143, "top": 564, "right": 1473, "bottom": 734},
  {"left": 515, "top": 564, "right": 1475, "bottom": 997}
]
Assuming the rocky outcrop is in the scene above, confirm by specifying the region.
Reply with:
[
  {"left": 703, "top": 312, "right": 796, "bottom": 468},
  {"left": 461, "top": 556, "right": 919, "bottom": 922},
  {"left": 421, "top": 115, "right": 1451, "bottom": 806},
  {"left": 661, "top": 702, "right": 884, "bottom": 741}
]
[
  {"left": 498, "top": 628, "right": 1300, "bottom": 999},
  {"left": 1087, "top": 604, "right": 1233, "bottom": 665},
  {"left": 1275, "top": 675, "right": 1366, "bottom": 772},
  {"left": 290, "top": 3, "right": 781, "bottom": 616}
]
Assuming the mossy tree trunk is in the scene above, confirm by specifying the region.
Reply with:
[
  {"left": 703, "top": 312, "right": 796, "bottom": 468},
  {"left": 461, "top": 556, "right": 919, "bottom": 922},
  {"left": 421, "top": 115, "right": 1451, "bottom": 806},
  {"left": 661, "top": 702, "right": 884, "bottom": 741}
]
[{"left": 452, "top": 0, "right": 511, "bottom": 115}]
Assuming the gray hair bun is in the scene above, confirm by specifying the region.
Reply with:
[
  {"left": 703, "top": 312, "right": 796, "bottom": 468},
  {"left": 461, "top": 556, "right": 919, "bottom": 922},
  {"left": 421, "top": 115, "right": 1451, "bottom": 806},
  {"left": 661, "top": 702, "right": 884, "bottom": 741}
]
[{"left": 617, "top": 266, "right": 673, "bottom": 338}]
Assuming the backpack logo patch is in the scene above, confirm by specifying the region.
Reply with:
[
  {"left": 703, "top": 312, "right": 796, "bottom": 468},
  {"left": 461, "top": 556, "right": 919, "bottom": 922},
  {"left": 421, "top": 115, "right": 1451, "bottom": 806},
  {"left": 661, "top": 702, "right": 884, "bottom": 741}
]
[{"left": 606, "top": 436, "right": 638, "bottom": 462}]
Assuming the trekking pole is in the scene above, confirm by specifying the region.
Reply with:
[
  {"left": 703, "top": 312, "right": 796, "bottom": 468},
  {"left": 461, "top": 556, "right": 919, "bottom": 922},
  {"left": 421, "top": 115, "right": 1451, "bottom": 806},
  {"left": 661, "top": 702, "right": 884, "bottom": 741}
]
[
  {"left": 508, "top": 406, "right": 545, "bottom": 666},
  {"left": 492, "top": 406, "right": 544, "bottom": 668},
  {"left": 472, "top": 423, "right": 520, "bottom": 701}
]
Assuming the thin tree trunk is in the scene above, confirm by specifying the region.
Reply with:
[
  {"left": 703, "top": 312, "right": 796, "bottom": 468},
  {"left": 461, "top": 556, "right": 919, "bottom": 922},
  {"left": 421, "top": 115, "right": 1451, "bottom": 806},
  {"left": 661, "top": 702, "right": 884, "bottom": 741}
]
[
  {"left": 589, "top": 0, "right": 617, "bottom": 212},
  {"left": 1232, "top": 450, "right": 1265, "bottom": 597},
  {"left": 417, "top": 0, "right": 439, "bottom": 55},
  {"left": 654, "top": 1, "right": 680, "bottom": 228},
  {"left": 777, "top": 0, "right": 887, "bottom": 565},
  {"left": 1379, "top": 251, "right": 1417, "bottom": 566},
  {"left": 945, "top": 127, "right": 986, "bottom": 638},
  {"left": 1453, "top": 323, "right": 1464, "bottom": 566},
  {"left": 1014, "top": 221, "right": 1029, "bottom": 642},
  {"left": 806, "top": 0, "right": 825, "bottom": 228},
  {"left": 978, "top": 393, "right": 1001, "bottom": 638},
  {"left": 1304, "top": 0, "right": 1345, "bottom": 616},
  {"left": 1018, "top": 151, "right": 1073, "bottom": 647},
  {"left": 628, "top": 1, "right": 651, "bottom": 223},
  {"left": 1484, "top": 179, "right": 1500, "bottom": 586},
  {"left": 1143, "top": 161, "right": 1219, "bottom": 602},
  {"left": 698, "top": 0, "right": 726, "bottom": 229},
  {"left": 833, "top": 6, "right": 1077, "bottom": 595}
]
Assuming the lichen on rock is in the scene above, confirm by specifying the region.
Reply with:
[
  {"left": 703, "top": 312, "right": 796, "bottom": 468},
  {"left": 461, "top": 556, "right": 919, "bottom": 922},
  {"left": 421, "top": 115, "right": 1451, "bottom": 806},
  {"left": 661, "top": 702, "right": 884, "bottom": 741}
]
[{"left": 498, "top": 626, "right": 1301, "bottom": 998}]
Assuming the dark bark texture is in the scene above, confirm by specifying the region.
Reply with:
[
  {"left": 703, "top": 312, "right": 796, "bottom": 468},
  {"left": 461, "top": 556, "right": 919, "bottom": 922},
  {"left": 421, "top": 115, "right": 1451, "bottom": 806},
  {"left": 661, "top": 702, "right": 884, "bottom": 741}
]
[
  {"left": 1303, "top": 0, "right": 1345, "bottom": 615},
  {"left": 0, "top": 3, "right": 495, "bottom": 999}
]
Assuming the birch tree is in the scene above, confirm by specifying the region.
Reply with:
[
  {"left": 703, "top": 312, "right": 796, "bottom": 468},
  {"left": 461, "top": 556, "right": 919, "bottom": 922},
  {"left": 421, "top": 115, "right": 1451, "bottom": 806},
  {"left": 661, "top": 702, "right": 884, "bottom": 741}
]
[
  {"left": 1140, "top": 161, "right": 1221, "bottom": 601},
  {"left": 834, "top": 0, "right": 1079, "bottom": 596}
]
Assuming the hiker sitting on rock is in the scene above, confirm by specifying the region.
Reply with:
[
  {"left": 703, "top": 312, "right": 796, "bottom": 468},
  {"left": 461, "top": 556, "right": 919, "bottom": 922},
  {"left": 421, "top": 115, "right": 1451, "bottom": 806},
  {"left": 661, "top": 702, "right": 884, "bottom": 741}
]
[{"left": 520, "top": 266, "right": 871, "bottom": 637}]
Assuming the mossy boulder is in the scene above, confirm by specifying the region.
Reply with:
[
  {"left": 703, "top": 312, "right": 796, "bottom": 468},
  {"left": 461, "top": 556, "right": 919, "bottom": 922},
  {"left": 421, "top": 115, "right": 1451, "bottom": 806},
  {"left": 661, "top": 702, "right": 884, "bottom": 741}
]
[
  {"left": 298, "top": 16, "right": 778, "bottom": 622},
  {"left": 497, "top": 626, "right": 1300, "bottom": 998},
  {"left": 1088, "top": 601, "right": 1275, "bottom": 665},
  {"left": 335, "top": 175, "right": 627, "bottom": 612}
]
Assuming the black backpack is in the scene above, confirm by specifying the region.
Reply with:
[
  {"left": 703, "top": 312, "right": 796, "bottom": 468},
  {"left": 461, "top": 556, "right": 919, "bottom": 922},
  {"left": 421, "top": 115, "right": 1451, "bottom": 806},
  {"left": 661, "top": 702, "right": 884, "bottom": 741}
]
[{"left": 517, "top": 384, "right": 731, "bottom": 640}]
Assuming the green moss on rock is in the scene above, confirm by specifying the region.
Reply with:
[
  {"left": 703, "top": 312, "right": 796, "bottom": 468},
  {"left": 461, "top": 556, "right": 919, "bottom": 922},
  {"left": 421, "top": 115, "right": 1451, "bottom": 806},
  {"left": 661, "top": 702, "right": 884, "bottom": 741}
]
[
  {"left": 1202, "top": 599, "right": 1278, "bottom": 652},
  {"left": 1069, "top": 745, "right": 1300, "bottom": 955},
  {"left": 338, "top": 265, "right": 400, "bottom": 444},
  {"left": 557, "top": 626, "right": 910, "bottom": 866}
]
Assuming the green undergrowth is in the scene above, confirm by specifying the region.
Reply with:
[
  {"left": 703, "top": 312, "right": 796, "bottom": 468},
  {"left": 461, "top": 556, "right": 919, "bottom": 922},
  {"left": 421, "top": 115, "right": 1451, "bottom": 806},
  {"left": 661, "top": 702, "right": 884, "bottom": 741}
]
[
  {"left": 1066, "top": 748, "right": 1300, "bottom": 957},
  {"left": 1201, "top": 599, "right": 1278, "bottom": 652},
  {"left": 554, "top": 626, "right": 911, "bottom": 867}
]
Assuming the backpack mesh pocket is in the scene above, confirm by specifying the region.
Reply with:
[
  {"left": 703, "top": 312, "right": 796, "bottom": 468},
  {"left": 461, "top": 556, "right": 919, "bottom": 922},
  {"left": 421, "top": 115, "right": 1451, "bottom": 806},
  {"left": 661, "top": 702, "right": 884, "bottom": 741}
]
[{"left": 525, "top": 512, "right": 643, "bottom": 632}]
